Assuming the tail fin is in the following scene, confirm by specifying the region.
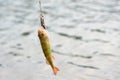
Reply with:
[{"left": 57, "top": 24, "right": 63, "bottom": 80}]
[{"left": 53, "top": 66, "right": 60, "bottom": 75}]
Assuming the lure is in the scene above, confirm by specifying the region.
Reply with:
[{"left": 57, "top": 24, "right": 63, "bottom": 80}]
[{"left": 38, "top": 1, "right": 59, "bottom": 75}]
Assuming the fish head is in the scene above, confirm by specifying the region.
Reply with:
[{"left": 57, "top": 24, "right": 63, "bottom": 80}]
[{"left": 38, "top": 27, "right": 48, "bottom": 38}]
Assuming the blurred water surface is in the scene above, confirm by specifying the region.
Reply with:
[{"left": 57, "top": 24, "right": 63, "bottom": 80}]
[{"left": 0, "top": 0, "right": 120, "bottom": 80}]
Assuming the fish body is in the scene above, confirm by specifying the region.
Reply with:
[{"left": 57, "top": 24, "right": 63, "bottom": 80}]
[{"left": 38, "top": 27, "right": 59, "bottom": 75}]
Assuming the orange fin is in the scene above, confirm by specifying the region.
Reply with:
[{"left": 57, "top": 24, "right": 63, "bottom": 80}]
[
  {"left": 53, "top": 66, "right": 60, "bottom": 75},
  {"left": 52, "top": 56, "right": 55, "bottom": 60}
]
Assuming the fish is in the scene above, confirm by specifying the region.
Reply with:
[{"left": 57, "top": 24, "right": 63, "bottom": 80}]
[
  {"left": 38, "top": 27, "right": 60, "bottom": 75},
  {"left": 38, "top": 1, "right": 59, "bottom": 75}
]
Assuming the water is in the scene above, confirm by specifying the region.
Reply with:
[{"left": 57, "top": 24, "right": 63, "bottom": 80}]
[{"left": 0, "top": 0, "right": 120, "bottom": 80}]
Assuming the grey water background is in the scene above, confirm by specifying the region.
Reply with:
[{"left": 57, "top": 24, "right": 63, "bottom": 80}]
[{"left": 0, "top": 0, "right": 120, "bottom": 80}]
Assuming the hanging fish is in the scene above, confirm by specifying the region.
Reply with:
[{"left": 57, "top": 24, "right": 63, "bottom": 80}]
[{"left": 38, "top": 1, "right": 59, "bottom": 75}]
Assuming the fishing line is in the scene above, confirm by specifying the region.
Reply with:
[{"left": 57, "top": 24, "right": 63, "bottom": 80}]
[{"left": 39, "top": 0, "right": 46, "bottom": 29}]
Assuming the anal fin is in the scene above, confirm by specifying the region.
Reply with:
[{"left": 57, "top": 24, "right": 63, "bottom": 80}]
[{"left": 52, "top": 56, "right": 55, "bottom": 60}]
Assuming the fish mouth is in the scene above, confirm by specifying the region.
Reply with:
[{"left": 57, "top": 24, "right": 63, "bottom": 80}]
[{"left": 38, "top": 28, "right": 46, "bottom": 37}]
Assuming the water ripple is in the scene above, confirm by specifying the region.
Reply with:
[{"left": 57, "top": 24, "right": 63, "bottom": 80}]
[{"left": 68, "top": 61, "right": 99, "bottom": 70}]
